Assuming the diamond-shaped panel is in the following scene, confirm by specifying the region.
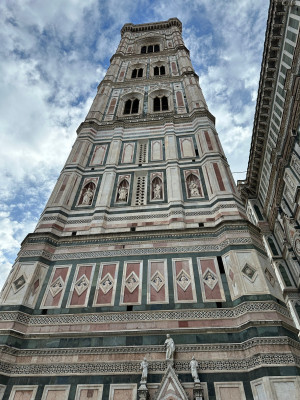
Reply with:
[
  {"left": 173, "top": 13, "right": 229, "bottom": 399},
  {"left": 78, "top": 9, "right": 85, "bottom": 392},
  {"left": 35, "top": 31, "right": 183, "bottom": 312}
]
[
  {"left": 125, "top": 271, "right": 139, "bottom": 293},
  {"left": 203, "top": 269, "right": 218, "bottom": 290},
  {"left": 176, "top": 269, "right": 191, "bottom": 291},
  {"left": 242, "top": 263, "right": 257, "bottom": 282},
  {"left": 74, "top": 274, "right": 89, "bottom": 296},
  {"left": 99, "top": 273, "right": 114, "bottom": 294},
  {"left": 150, "top": 270, "right": 165, "bottom": 292},
  {"left": 49, "top": 276, "right": 64, "bottom": 297},
  {"left": 12, "top": 275, "right": 26, "bottom": 293}
]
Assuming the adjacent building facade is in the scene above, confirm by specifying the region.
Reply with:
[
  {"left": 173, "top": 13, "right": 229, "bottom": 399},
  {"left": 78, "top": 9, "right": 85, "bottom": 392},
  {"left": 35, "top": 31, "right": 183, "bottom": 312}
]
[
  {"left": 239, "top": 0, "right": 300, "bottom": 336},
  {"left": 0, "top": 14, "right": 300, "bottom": 400}
]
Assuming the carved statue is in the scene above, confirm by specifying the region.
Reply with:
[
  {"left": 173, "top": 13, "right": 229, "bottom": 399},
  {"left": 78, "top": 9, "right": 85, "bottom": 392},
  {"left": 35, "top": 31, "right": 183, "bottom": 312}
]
[
  {"left": 190, "top": 356, "right": 200, "bottom": 382},
  {"left": 140, "top": 357, "right": 148, "bottom": 382},
  {"left": 164, "top": 334, "right": 175, "bottom": 361},
  {"left": 189, "top": 179, "right": 200, "bottom": 197},
  {"left": 82, "top": 187, "right": 94, "bottom": 205},
  {"left": 153, "top": 183, "right": 161, "bottom": 199},
  {"left": 118, "top": 185, "right": 128, "bottom": 201}
]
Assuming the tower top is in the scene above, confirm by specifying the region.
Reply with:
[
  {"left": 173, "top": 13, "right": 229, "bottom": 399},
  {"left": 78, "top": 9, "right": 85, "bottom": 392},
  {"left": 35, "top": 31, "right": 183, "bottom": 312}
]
[{"left": 121, "top": 17, "right": 182, "bottom": 36}]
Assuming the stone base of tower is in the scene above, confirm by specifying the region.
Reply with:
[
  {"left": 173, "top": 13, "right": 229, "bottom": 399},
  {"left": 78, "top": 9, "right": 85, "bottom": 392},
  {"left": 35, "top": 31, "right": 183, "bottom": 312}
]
[{"left": 0, "top": 221, "right": 300, "bottom": 399}]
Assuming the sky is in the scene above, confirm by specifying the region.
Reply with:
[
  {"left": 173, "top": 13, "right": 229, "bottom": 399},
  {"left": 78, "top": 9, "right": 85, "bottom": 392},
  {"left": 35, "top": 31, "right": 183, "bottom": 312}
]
[{"left": 0, "top": 0, "right": 269, "bottom": 290}]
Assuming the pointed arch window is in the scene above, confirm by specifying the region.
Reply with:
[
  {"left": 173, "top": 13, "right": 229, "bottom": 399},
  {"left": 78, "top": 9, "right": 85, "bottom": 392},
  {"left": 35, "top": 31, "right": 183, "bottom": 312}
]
[
  {"left": 153, "top": 96, "right": 168, "bottom": 112},
  {"left": 154, "top": 66, "right": 165, "bottom": 76},
  {"left": 124, "top": 99, "right": 139, "bottom": 115},
  {"left": 141, "top": 44, "right": 160, "bottom": 54},
  {"left": 131, "top": 68, "right": 143, "bottom": 78}
]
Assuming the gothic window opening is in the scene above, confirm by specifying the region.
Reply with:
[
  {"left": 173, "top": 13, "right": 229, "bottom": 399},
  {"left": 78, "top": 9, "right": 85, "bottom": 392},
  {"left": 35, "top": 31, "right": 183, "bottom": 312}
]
[
  {"left": 131, "top": 68, "right": 143, "bottom": 78},
  {"left": 153, "top": 96, "right": 168, "bottom": 112},
  {"left": 154, "top": 66, "right": 165, "bottom": 76},
  {"left": 124, "top": 98, "right": 139, "bottom": 114},
  {"left": 117, "top": 179, "right": 129, "bottom": 203},
  {"left": 141, "top": 44, "right": 160, "bottom": 54},
  {"left": 79, "top": 182, "right": 96, "bottom": 205},
  {"left": 151, "top": 176, "right": 163, "bottom": 200}
]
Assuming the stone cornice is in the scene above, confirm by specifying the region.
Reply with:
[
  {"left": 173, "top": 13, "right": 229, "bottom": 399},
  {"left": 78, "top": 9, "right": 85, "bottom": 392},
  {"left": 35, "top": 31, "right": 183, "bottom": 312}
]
[
  {"left": 121, "top": 18, "right": 182, "bottom": 36},
  {"left": 238, "top": 1, "right": 286, "bottom": 201}
]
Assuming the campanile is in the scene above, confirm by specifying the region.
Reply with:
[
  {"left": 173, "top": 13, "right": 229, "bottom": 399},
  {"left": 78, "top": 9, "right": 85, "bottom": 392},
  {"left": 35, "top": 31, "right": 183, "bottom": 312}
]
[{"left": 0, "top": 18, "right": 299, "bottom": 400}]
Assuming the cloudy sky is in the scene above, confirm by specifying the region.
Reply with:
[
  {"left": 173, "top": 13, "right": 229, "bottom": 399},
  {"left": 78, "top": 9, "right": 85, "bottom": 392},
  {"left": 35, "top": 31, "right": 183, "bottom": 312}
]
[{"left": 0, "top": 0, "right": 269, "bottom": 290}]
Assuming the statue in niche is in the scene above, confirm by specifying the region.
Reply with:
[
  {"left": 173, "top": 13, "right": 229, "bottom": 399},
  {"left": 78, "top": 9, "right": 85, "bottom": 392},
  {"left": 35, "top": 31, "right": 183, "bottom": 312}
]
[
  {"left": 164, "top": 334, "right": 175, "bottom": 361},
  {"left": 117, "top": 180, "right": 129, "bottom": 202},
  {"left": 140, "top": 357, "right": 148, "bottom": 382},
  {"left": 153, "top": 183, "right": 161, "bottom": 199},
  {"left": 190, "top": 356, "right": 200, "bottom": 382},
  {"left": 188, "top": 179, "right": 200, "bottom": 197},
  {"left": 82, "top": 187, "right": 94, "bottom": 205}
]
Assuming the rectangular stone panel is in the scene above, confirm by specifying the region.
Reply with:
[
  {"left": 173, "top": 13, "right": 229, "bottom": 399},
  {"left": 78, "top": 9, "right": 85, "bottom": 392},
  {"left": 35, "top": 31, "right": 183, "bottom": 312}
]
[
  {"left": 41, "top": 265, "right": 71, "bottom": 308},
  {"left": 67, "top": 264, "right": 95, "bottom": 307},
  {"left": 214, "top": 382, "right": 246, "bottom": 400},
  {"left": 151, "top": 139, "right": 163, "bottom": 161},
  {"left": 90, "top": 145, "right": 107, "bottom": 165},
  {"left": 197, "top": 257, "right": 225, "bottom": 302},
  {"left": 147, "top": 259, "right": 169, "bottom": 304},
  {"left": 8, "top": 386, "right": 38, "bottom": 400},
  {"left": 93, "top": 262, "right": 119, "bottom": 306},
  {"left": 121, "top": 142, "right": 135, "bottom": 164},
  {"left": 75, "top": 385, "right": 103, "bottom": 400},
  {"left": 41, "top": 386, "right": 70, "bottom": 400},
  {"left": 173, "top": 258, "right": 197, "bottom": 303},
  {"left": 109, "top": 384, "right": 137, "bottom": 400},
  {"left": 120, "top": 261, "right": 143, "bottom": 305}
]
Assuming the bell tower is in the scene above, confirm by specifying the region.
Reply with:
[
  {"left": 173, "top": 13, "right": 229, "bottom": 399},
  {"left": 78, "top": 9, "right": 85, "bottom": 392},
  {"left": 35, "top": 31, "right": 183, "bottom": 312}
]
[{"left": 0, "top": 18, "right": 299, "bottom": 400}]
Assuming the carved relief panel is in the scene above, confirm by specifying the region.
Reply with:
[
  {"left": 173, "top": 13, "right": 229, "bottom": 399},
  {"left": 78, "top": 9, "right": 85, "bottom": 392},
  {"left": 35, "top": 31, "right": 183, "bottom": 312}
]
[
  {"left": 41, "top": 265, "right": 71, "bottom": 309},
  {"left": 120, "top": 261, "right": 143, "bottom": 305},
  {"left": 147, "top": 259, "right": 169, "bottom": 304},
  {"left": 172, "top": 258, "right": 197, "bottom": 303},
  {"left": 197, "top": 258, "right": 225, "bottom": 302},
  {"left": 67, "top": 264, "right": 95, "bottom": 308},
  {"left": 93, "top": 262, "right": 119, "bottom": 306}
]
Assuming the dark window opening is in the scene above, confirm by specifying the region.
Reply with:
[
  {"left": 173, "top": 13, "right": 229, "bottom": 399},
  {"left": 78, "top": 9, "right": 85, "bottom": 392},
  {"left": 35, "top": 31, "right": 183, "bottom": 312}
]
[
  {"left": 160, "top": 66, "right": 165, "bottom": 75},
  {"left": 153, "top": 96, "right": 168, "bottom": 112},
  {"left": 127, "top": 305, "right": 133, "bottom": 311},
  {"left": 141, "top": 46, "right": 146, "bottom": 54},
  {"left": 154, "top": 44, "right": 160, "bottom": 52},
  {"left": 138, "top": 68, "right": 143, "bottom": 77},
  {"left": 254, "top": 204, "right": 264, "bottom": 221},
  {"left": 216, "top": 302, "right": 222, "bottom": 308},
  {"left": 42, "top": 309, "right": 48, "bottom": 315},
  {"left": 267, "top": 237, "right": 279, "bottom": 256},
  {"left": 148, "top": 45, "right": 153, "bottom": 53},
  {"left": 130, "top": 227, "right": 136, "bottom": 232},
  {"left": 154, "top": 66, "right": 166, "bottom": 76},
  {"left": 131, "top": 69, "right": 137, "bottom": 78},
  {"left": 161, "top": 96, "right": 168, "bottom": 111},
  {"left": 124, "top": 98, "right": 139, "bottom": 114},
  {"left": 154, "top": 66, "right": 159, "bottom": 76},
  {"left": 195, "top": 149, "right": 199, "bottom": 156},
  {"left": 72, "top": 231, "right": 77, "bottom": 236},
  {"left": 198, "top": 223, "right": 204, "bottom": 227},
  {"left": 217, "top": 256, "right": 225, "bottom": 274},
  {"left": 154, "top": 97, "right": 161, "bottom": 112},
  {"left": 141, "top": 44, "right": 160, "bottom": 54}
]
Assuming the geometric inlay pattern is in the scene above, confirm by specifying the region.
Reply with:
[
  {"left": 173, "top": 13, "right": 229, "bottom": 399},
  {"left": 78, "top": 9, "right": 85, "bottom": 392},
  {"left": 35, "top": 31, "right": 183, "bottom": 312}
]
[
  {"left": 12, "top": 275, "right": 26, "bottom": 293},
  {"left": 99, "top": 272, "right": 114, "bottom": 294},
  {"left": 49, "top": 276, "right": 64, "bottom": 297},
  {"left": 150, "top": 270, "right": 165, "bottom": 292},
  {"left": 125, "top": 271, "right": 139, "bottom": 293},
  {"left": 242, "top": 263, "right": 257, "bottom": 282},
  {"left": 74, "top": 274, "right": 89, "bottom": 296},
  {"left": 203, "top": 269, "right": 218, "bottom": 290},
  {"left": 176, "top": 269, "right": 191, "bottom": 291}
]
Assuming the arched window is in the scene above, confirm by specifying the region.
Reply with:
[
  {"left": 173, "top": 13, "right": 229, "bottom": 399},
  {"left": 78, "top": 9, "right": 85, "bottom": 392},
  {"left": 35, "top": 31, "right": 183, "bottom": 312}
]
[
  {"left": 153, "top": 96, "right": 168, "bottom": 112},
  {"left": 131, "top": 68, "right": 143, "bottom": 78},
  {"left": 141, "top": 46, "right": 146, "bottom": 54},
  {"left": 154, "top": 44, "right": 160, "bottom": 52},
  {"left": 141, "top": 44, "right": 160, "bottom": 54},
  {"left": 154, "top": 66, "right": 166, "bottom": 76},
  {"left": 131, "top": 69, "right": 137, "bottom": 78},
  {"left": 124, "top": 99, "right": 139, "bottom": 114},
  {"left": 138, "top": 68, "right": 143, "bottom": 77}
]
